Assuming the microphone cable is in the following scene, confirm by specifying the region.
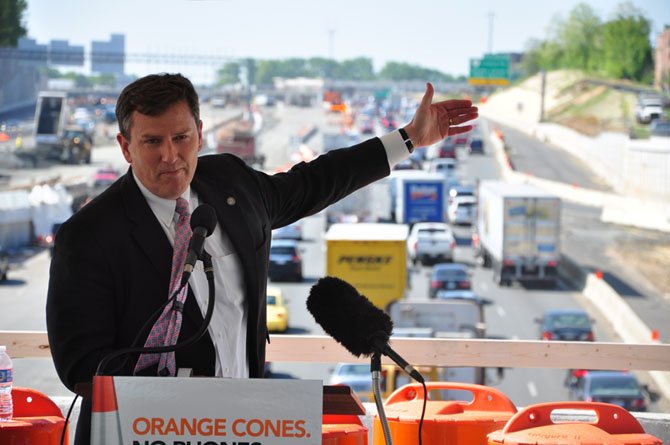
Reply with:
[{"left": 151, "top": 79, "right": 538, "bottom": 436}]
[
  {"left": 59, "top": 393, "right": 79, "bottom": 445},
  {"left": 95, "top": 250, "right": 215, "bottom": 376},
  {"left": 418, "top": 379, "right": 427, "bottom": 445}
]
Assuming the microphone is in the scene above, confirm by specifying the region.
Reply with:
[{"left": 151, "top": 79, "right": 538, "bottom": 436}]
[
  {"left": 181, "top": 203, "right": 217, "bottom": 287},
  {"left": 307, "top": 276, "right": 424, "bottom": 383}
]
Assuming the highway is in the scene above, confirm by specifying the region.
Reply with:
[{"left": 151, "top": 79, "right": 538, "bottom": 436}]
[{"left": 0, "top": 101, "right": 667, "bottom": 415}]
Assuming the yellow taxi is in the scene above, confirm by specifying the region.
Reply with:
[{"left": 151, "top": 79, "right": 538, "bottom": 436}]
[{"left": 266, "top": 285, "right": 289, "bottom": 333}]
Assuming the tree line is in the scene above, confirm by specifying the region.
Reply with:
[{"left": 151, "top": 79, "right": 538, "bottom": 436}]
[
  {"left": 520, "top": 1, "right": 657, "bottom": 84},
  {"left": 215, "top": 57, "right": 466, "bottom": 87}
]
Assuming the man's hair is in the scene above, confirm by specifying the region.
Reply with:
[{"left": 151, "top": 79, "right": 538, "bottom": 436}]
[{"left": 115, "top": 73, "right": 200, "bottom": 139}]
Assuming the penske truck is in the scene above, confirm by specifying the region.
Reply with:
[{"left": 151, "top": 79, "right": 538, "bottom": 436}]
[
  {"left": 325, "top": 223, "right": 409, "bottom": 310},
  {"left": 475, "top": 180, "right": 561, "bottom": 287}
]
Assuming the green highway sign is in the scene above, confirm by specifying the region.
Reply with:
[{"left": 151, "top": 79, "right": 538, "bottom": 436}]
[{"left": 469, "top": 55, "right": 510, "bottom": 86}]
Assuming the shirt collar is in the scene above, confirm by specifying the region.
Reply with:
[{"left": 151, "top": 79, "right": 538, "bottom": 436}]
[{"left": 132, "top": 170, "right": 191, "bottom": 228}]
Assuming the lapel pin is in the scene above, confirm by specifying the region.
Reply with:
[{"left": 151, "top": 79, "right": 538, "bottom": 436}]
[{"left": 226, "top": 196, "right": 236, "bottom": 206}]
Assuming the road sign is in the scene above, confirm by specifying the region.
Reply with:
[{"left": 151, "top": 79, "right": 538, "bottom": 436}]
[{"left": 469, "top": 55, "right": 510, "bottom": 86}]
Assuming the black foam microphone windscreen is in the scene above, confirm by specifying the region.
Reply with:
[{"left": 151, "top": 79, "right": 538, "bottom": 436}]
[
  {"left": 307, "top": 276, "right": 393, "bottom": 357},
  {"left": 190, "top": 203, "right": 217, "bottom": 236}
]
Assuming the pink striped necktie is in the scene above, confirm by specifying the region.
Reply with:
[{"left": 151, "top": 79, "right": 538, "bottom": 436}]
[{"left": 134, "top": 197, "right": 192, "bottom": 376}]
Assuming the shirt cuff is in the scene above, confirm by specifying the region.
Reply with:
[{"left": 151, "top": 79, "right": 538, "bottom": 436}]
[{"left": 380, "top": 130, "right": 410, "bottom": 168}]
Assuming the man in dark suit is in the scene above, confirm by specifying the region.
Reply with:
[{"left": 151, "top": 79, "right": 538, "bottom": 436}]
[{"left": 46, "top": 73, "right": 477, "bottom": 444}]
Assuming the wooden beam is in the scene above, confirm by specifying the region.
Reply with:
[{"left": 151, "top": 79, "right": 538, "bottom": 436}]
[
  {"left": 266, "top": 335, "right": 670, "bottom": 371},
  {"left": 2, "top": 331, "right": 669, "bottom": 372}
]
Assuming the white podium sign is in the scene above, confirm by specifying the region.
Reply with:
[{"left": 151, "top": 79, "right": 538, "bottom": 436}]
[{"left": 92, "top": 376, "right": 322, "bottom": 445}]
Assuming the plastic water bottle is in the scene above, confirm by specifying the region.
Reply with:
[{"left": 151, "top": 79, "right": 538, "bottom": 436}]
[{"left": 0, "top": 345, "right": 13, "bottom": 421}]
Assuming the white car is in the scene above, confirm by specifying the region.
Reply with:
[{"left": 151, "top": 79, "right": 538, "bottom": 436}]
[
  {"left": 406, "top": 222, "right": 456, "bottom": 265},
  {"left": 448, "top": 195, "right": 477, "bottom": 225}
]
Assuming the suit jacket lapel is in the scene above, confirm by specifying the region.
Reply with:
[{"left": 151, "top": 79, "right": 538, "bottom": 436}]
[{"left": 120, "top": 170, "right": 173, "bottom": 285}]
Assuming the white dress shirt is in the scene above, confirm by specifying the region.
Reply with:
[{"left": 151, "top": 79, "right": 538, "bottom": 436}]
[{"left": 134, "top": 131, "right": 409, "bottom": 378}]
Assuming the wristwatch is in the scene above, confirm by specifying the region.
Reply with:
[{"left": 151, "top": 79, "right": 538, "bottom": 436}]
[{"left": 398, "top": 128, "right": 414, "bottom": 153}]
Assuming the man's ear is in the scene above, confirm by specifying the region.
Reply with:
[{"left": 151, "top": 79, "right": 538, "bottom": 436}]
[
  {"left": 197, "top": 119, "right": 203, "bottom": 152},
  {"left": 117, "top": 133, "right": 132, "bottom": 163}
]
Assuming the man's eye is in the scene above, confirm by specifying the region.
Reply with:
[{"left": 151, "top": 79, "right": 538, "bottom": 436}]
[
  {"left": 144, "top": 138, "right": 160, "bottom": 145},
  {"left": 174, "top": 134, "right": 188, "bottom": 141}
]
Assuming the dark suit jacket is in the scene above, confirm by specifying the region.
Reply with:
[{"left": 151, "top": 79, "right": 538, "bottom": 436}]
[{"left": 46, "top": 138, "right": 390, "bottom": 444}]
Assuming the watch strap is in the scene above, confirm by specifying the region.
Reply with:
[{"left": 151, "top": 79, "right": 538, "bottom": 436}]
[{"left": 398, "top": 128, "right": 414, "bottom": 153}]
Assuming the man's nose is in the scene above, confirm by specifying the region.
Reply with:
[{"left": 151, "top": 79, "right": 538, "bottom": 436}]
[{"left": 160, "top": 140, "right": 178, "bottom": 163}]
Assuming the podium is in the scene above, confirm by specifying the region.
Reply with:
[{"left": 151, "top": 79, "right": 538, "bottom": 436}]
[{"left": 89, "top": 376, "right": 366, "bottom": 445}]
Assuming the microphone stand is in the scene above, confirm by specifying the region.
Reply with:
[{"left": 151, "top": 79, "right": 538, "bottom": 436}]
[
  {"left": 95, "top": 250, "right": 216, "bottom": 376},
  {"left": 371, "top": 352, "right": 393, "bottom": 445}
]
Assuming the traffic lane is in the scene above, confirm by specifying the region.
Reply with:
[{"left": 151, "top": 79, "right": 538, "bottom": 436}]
[
  {"left": 408, "top": 238, "right": 577, "bottom": 407},
  {"left": 491, "top": 120, "right": 612, "bottom": 192}
]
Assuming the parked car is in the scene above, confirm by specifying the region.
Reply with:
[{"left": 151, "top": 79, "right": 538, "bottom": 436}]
[
  {"left": 266, "top": 285, "right": 289, "bottom": 333},
  {"left": 447, "top": 195, "right": 477, "bottom": 225},
  {"left": 429, "top": 263, "right": 471, "bottom": 298},
  {"left": 268, "top": 239, "right": 303, "bottom": 282},
  {"left": 0, "top": 247, "right": 9, "bottom": 281},
  {"left": 570, "top": 371, "right": 648, "bottom": 412},
  {"left": 535, "top": 308, "right": 595, "bottom": 341},
  {"left": 406, "top": 222, "right": 455, "bottom": 265}
]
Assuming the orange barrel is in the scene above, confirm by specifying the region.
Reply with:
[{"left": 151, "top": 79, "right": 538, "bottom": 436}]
[
  {"left": 373, "top": 382, "right": 517, "bottom": 445},
  {"left": 487, "top": 401, "right": 663, "bottom": 445},
  {"left": 0, "top": 387, "right": 69, "bottom": 444},
  {"left": 322, "top": 414, "right": 368, "bottom": 445}
]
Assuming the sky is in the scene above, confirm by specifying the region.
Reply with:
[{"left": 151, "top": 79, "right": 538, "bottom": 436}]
[{"left": 23, "top": 0, "right": 670, "bottom": 84}]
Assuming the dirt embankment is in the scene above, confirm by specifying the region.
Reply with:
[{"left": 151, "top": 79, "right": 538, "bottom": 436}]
[{"left": 480, "top": 70, "right": 670, "bottom": 296}]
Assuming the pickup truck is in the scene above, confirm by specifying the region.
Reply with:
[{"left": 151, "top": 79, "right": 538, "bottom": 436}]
[{"left": 406, "top": 222, "right": 455, "bottom": 265}]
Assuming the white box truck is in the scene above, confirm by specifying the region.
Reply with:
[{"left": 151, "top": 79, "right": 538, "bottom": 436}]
[{"left": 475, "top": 180, "right": 561, "bottom": 287}]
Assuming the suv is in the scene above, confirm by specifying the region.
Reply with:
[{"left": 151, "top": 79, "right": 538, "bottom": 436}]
[
  {"left": 268, "top": 239, "right": 303, "bottom": 282},
  {"left": 635, "top": 95, "right": 663, "bottom": 124},
  {"left": 407, "top": 222, "right": 455, "bottom": 265}
]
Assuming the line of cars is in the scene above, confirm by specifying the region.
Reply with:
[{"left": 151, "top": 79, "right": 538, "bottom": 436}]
[{"left": 536, "top": 307, "right": 658, "bottom": 411}]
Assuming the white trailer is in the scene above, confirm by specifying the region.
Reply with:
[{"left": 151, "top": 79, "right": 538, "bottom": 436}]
[{"left": 476, "top": 180, "right": 561, "bottom": 287}]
